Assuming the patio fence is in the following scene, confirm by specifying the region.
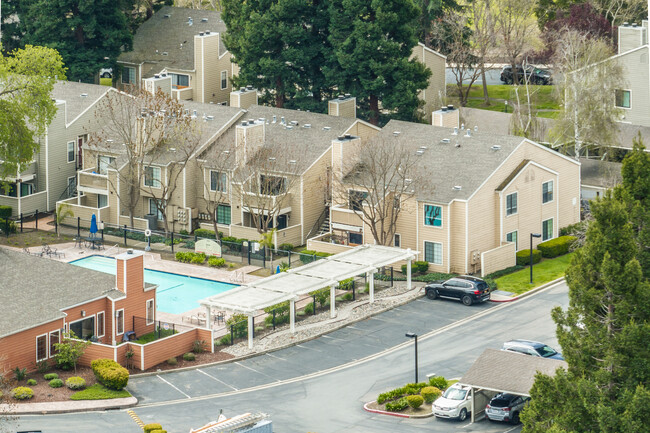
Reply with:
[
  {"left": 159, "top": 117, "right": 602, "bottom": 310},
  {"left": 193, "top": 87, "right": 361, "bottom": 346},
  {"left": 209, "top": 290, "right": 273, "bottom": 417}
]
[
  {"left": 132, "top": 317, "right": 184, "bottom": 343},
  {"left": 0, "top": 209, "right": 46, "bottom": 237}
]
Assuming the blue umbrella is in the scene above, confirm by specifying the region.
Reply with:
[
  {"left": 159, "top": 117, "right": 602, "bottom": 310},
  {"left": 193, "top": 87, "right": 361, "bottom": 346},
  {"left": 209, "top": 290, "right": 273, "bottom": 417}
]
[{"left": 89, "top": 214, "right": 98, "bottom": 238}]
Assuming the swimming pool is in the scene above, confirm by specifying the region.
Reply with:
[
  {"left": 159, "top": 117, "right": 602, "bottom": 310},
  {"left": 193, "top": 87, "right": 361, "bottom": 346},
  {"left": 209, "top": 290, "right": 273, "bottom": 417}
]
[{"left": 70, "top": 255, "right": 237, "bottom": 314}]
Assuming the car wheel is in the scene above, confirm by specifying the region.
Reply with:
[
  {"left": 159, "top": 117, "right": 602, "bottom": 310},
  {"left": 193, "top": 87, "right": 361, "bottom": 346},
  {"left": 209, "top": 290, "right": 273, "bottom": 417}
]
[
  {"left": 461, "top": 295, "right": 473, "bottom": 306},
  {"left": 426, "top": 289, "right": 438, "bottom": 300},
  {"left": 458, "top": 408, "right": 468, "bottom": 421},
  {"left": 511, "top": 411, "right": 520, "bottom": 424}
]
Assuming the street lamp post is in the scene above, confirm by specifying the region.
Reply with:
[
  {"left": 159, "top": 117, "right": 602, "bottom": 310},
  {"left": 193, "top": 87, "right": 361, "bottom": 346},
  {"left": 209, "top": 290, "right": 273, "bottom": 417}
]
[
  {"left": 405, "top": 333, "right": 418, "bottom": 383},
  {"left": 530, "top": 233, "right": 542, "bottom": 284}
]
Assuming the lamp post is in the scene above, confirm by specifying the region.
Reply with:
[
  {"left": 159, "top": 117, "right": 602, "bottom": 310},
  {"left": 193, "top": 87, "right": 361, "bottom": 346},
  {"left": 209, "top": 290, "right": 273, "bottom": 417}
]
[
  {"left": 530, "top": 233, "right": 542, "bottom": 284},
  {"left": 405, "top": 332, "right": 418, "bottom": 383}
]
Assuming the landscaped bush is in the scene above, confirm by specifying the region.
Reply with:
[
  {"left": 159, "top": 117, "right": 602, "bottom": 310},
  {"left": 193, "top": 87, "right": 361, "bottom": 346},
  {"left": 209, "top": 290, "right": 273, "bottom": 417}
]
[
  {"left": 12, "top": 387, "right": 33, "bottom": 400},
  {"left": 385, "top": 397, "right": 409, "bottom": 412},
  {"left": 143, "top": 423, "right": 163, "bottom": 433},
  {"left": 377, "top": 382, "right": 429, "bottom": 404},
  {"left": 26, "top": 379, "right": 37, "bottom": 386},
  {"left": 0, "top": 205, "right": 12, "bottom": 219},
  {"left": 192, "top": 340, "right": 207, "bottom": 354},
  {"left": 0, "top": 218, "right": 17, "bottom": 234},
  {"left": 338, "top": 278, "right": 354, "bottom": 291},
  {"left": 428, "top": 376, "right": 449, "bottom": 390},
  {"left": 299, "top": 250, "right": 331, "bottom": 264},
  {"left": 303, "top": 303, "right": 314, "bottom": 315},
  {"left": 421, "top": 386, "right": 442, "bottom": 404},
  {"left": 43, "top": 373, "right": 59, "bottom": 380},
  {"left": 14, "top": 367, "right": 27, "bottom": 381},
  {"left": 49, "top": 378, "right": 64, "bottom": 388},
  {"left": 194, "top": 228, "right": 216, "bottom": 239},
  {"left": 190, "top": 253, "right": 206, "bottom": 264},
  {"left": 400, "top": 261, "right": 430, "bottom": 275},
  {"left": 219, "top": 334, "right": 232, "bottom": 345},
  {"left": 208, "top": 257, "right": 226, "bottom": 267},
  {"left": 66, "top": 377, "right": 86, "bottom": 390},
  {"left": 516, "top": 249, "right": 542, "bottom": 266},
  {"left": 91, "top": 359, "right": 129, "bottom": 390},
  {"left": 183, "top": 352, "right": 196, "bottom": 361},
  {"left": 70, "top": 384, "right": 131, "bottom": 400},
  {"left": 36, "top": 360, "right": 49, "bottom": 374},
  {"left": 226, "top": 314, "right": 249, "bottom": 338},
  {"left": 486, "top": 265, "right": 525, "bottom": 280},
  {"left": 406, "top": 395, "right": 424, "bottom": 409},
  {"left": 537, "top": 236, "right": 577, "bottom": 258},
  {"left": 278, "top": 243, "right": 294, "bottom": 252},
  {"left": 342, "top": 292, "right": 353, "bottom": 301},
  {"left": 175, "top": 251, "right": 207, "bottom": 264},
  {"left": 166, "top": 357, "right": 178, "bottom": 366}
]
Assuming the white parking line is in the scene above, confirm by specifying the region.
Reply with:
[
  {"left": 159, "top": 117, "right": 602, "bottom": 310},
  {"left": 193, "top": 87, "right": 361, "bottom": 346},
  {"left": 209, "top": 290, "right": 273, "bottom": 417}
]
[
  {"left": 156, "top": 375, "right": 191, "bottom": 399},
  {"left": 296, "top": 344, "right": 321, "bottom": 352},
  {"left": 320, "top": 335, "right": 346, "bottom": 342},
  {"left": 265, "top": 352, "right": 286, "bottom": 361},
  {"left": 197, "top": 369, "right": 238, "bottom": 391},
  {"left": 235, "top": 361, "right": 276, "bottom": 381}
]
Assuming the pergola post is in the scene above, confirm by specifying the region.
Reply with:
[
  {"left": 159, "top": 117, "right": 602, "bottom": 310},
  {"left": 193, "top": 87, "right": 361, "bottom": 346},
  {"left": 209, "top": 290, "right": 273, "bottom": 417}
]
[
  {"left": 368, "top": 271, "right": 375, "bottom": 303},
  {"left": 330, "top": 284, "right": 336, "bottom": 318},
  {"left": 205, "top": 306, "right": 212, "bottom": 330},
  {"left": 470, "top": 387, "right": 475, "bottom": 423},
  {"left": 247, "top": 315, "right": 254, "bottom": 349},
  {"left": 290, "top": 299, "right": 296, "bottom": 333},
  {"left": 406, "top": 249, "right": 412, "bottom": 291}
]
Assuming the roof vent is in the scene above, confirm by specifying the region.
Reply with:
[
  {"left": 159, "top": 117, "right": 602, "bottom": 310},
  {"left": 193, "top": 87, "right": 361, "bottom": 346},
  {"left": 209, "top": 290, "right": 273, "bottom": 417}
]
[
  {"left": 199, "top": 32, "right": 204, "bottom": 36},
  {"left": 303, "top": 124, "right": 311, "bottom": 128},
  {"left": 240, "top": 87, "right": 246, "bottom": 92},
  {"left": 169, "top": 147, "right": 176, "bottom": 152},
  {"left": 201, "top": 17, "right": 208, "bottom": 22},
  {"left": 290, "top": 120, "right": 299, "bottom": 126},
  {"left": 465, "top": 130, "right": 471, "bottom": 137},
  {"left": 127, "top": 249, "right": 133, "bottom": 254},
  {"left": 205, "top": 31, "right": 211, "bottom": 35},
  {"left": 246, "top": 85, "right": 254, "bottom": 90},
  {"left": 163, "top": 14, "right": 170, "bottom": 18},
  {"left": 268, "top": 157, "right": 276, "bottom": 162},
  {"left": 206, "top": 115, "right": 214, "bottom": 121},
  {"left": 241, "top": 121, "right": 248, "bottom": 126},
  {"left": 192, "top": 110, "right": 198, "bottom": 117},
  {"left": 415, "top": 150, "right": 424, "bottom": 156},
  {"left": 188, "top": 17, "right": 193, "bottom": 26},
  {"left": 223, "top": 150, "right": 230, "bottom": 154},
  {"left": 162, "top": 52, "right": 168, "bottom": 56},
  {"left": 623, "top": 22, "right": 629, "bottom": 26},
  {"left": 440, "top": 138, "right": 451, "bottom": 143},
  {"left": 393, "top": 131, "right": 401, "bottom": 136},
  {"left": 455, "top": 143, "right": 461, "bottom": 148},
  {"left": 491, "top": 145, "right": 502, "bottom": 151},
  {"left": 461, "top": 123, "right": 465, "bottom": 130},
  {"left": 474, "top": 126, "right": 478, "bottom": 132},
  {"left": 337, "top": 135, "right": 345, "bottom": 140},
  {"left": 286, "top": 125, "right": 294, "bottom": 130},
  {"left": 80, "top": 93, "right": 88, "bottom": 97},
  {"left": 344, "top": 133, "right": 352, "bottom": 139},
  {"left": 289, "top": 160, "right": 297, "bottom": 164},
  {"left": 106, "top": 139, "right": 114, "bottom": 143},
  {"left": 632, "top": 23, "right": 637, "bottom": 27},
  {"left": 272, "top": 115, "right": 277, "bottom": 123},
  {"left": 453, "top": 185, "right": 462, "bottom": 191},
  {"left": 452, "top": 127, "right": 459, "bottom": 135},
  {"left": 419, "top": 146, "right": 427, "bottom": 150},
  {"left": 345, "top": 93, "right": 351, "bottom": 98},
  {"left": 154, "top": 74, "right": 160, "bottom": 79},
  {"left": 405, "top": 178, "right": 412, "bottom": 184},
  {"left": 323, "top": 126, "right": 331, "bottom": 131},
  {"left": 248, "top": 118, "right": 255, "bottom": 123},
  {"left": 441, "top": 107, "right": 448, "bottom": 112},
  {"left": 280, "top": 116, "right": 286, "bottom": 125},
  {"left": 338, "top": 94, "right": 345, "bottom": 100},
  {"left": 447, "top": 104, "right": 454, "bottom": 110}
]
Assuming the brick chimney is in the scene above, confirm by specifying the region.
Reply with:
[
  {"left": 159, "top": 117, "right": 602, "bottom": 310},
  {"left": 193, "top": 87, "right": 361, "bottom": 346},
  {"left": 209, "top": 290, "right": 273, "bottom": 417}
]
[
  {"left": 328, "top": 94, "right": 356, "bottom": 118},
  {"left": 115, "top": 249, "right": 145, "bottom": 294},
  {"left": 230, "top": 85, "right": 258, "bottom": 109}
]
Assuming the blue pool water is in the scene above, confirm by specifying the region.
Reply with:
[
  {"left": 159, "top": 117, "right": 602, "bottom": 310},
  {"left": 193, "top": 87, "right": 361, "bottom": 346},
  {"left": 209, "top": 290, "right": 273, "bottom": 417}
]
[{"left": 70, "top": 255, "right": 237, "bottom": 314}]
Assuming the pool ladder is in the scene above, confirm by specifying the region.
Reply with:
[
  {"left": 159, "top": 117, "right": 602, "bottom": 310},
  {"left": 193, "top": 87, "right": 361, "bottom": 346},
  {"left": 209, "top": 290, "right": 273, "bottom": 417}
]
[{"left": 104, "top": 244, "right": 120, "bottom": 256}]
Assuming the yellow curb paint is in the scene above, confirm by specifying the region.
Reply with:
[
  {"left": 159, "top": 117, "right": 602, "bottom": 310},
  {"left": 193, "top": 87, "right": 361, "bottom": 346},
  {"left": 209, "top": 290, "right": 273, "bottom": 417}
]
[{"left": 127, "top": 409, "right": 145, "bottom": 429}]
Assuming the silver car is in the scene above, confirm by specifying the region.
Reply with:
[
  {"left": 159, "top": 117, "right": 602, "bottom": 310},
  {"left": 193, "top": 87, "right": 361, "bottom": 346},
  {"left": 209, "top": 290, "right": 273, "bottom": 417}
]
[{"left": 485, "top": 393, "right": 530, "bottom": 423}]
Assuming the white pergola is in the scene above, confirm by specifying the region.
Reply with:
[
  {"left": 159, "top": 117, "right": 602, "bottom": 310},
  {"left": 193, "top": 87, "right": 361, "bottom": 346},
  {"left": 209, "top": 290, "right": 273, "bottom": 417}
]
[{"left": 199, "top": 245, "right": 418, "bottom": 348}]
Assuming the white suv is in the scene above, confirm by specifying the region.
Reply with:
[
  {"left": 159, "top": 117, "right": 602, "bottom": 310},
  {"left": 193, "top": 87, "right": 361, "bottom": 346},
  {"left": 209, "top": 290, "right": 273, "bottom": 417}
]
[{"left": 432, "top": 383, "right": 472, "bottom": 421}]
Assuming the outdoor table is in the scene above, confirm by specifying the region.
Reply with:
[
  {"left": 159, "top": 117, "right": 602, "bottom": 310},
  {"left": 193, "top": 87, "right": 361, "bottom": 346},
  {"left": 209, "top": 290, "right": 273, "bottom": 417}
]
[{"left": 85, "top": 237, "right": 101, "bottom": 250}]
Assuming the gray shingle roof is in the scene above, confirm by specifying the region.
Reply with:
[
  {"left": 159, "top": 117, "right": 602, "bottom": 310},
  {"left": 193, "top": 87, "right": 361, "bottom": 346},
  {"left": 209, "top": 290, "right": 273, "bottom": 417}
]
[
  {"left": 0, "top": 248, "right": 123, "bottom": 338},
  {"left": 376, "top": 120, "right": 525, "bottom": 203},
  {"left": 579, "top": 158, "right": 622, "bottom": 188},
  {"left": 51, "top": 81, "right": 113, "bottom": 125},
  {"left": 459, "top": 348, "right": 567, "bottom": 396},
  {"left": 118, "top": 6, "right": 228, "bottom": 76}
]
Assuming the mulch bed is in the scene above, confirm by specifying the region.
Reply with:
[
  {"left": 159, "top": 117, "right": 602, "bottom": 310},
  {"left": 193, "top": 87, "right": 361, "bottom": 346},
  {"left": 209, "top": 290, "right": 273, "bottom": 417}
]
[
  {"left": 5, "top": 367, "right": 98, "bottom": 404},
  {"left": 137, "top": 350, "right": 235, "bottom": 374},
  {"left": 366, "top": 400, "right": 432, "bottom": 417}
]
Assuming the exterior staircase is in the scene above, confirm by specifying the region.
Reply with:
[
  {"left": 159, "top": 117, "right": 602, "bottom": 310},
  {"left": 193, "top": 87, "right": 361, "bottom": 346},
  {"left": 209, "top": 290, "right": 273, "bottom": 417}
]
[{"left": 316, "top": 213, "right": 330, "bottom": 236}]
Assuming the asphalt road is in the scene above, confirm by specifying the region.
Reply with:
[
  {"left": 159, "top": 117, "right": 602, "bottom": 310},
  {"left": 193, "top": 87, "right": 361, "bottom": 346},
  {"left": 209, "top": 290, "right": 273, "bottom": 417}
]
[
  {"left": 446, "top": 68, "right": 504, "bottom": 86},
  {"left": 13, "top": 281, "right": 568, "bottom": 433}
]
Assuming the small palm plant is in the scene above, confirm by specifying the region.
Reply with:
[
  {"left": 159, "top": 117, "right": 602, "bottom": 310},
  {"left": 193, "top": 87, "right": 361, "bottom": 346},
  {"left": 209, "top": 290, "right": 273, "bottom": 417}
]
[{"left": 56, "top": 203, "right": 74, "bottom": 237}]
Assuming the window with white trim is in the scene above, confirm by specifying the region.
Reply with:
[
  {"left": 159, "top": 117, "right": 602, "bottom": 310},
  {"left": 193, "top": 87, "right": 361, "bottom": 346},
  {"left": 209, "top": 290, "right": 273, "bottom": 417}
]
[
  {"left": 149, "top": 198, "right": 163, "bottom": 220},
  {"left": 216, "top": 204, "right": 231, "bottom": 225},
  {"left": 146, "top": 299, "right": 154, "bottom": 325},
  {"left": 543, "top": 218, "right": 554, "bottom": 241},
  {"left": 171, "top": 73, "right": 189, "bottom": 88},
  {"left": 49, "top": 330, "right": 60, "bottom": 358},
  {"left": 424, "top": 241, "right": 442, "bottom": 265},
  {"left": 123, "top": 67, "right": 136, "bottom": 84},
  {"left": 210, "top": 170, "right": 228, "bottom": 193},
  {"left": 506, "top": 231, "right": 518, "bottom": 250},
  {"left": 67, "top": 141, "right": 75, "bottom": 163},
  {"left": 221, "top": 71, "right": 228, "bottom": 89},
  {"left": 394, "top": 233, "right": 401, "bottom": 248},
  {"left": 424, "top": 205, "right": 442, "bottom": 227},
  {"left": 36, "top": 334, "right": 48, "bottom": 362},
  {"left": 144, "top": 166, "right": 161, "bottom": 187},
  {"left": 615, "top": 89, "right": 630, "bottom": 108},
  {"left": 506, "top": 192, "right": 518, "bottom": 216},
  {"left": 116, "top": 309, "right": 124, "bottom": 335},
  {"left": 97, "top": 311, "right": 105, "bottom": 338},
  {"left": 542, "top": 180, "right": 553, "bottom": 204}
]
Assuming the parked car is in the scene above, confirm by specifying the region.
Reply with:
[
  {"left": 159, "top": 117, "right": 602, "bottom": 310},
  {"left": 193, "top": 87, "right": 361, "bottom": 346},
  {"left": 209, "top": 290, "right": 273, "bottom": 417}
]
[
  {"left": 502, "top": 339, "right": 564, "bottom": 360},
  {"left": 424, "top": 275, "right": 490, "bottom": 306},
  {"left": 485, "top": 392, "right": 530, "bottom": 423},
  {"left": 99, "top": 68, "right": 113, "bottom": 79},
  {"left": 432, "top": 383, "right": 473, "bottom": 421},
  {"left": 500, "top": 65, "right": 552, "bottom": 85}
]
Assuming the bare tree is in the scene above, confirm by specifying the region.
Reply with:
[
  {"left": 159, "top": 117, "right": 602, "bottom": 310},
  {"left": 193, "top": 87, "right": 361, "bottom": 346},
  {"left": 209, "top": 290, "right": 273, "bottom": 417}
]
[
  {"left": 592, "top": 0, "right": 646, "bottom": 30},
  {"left": 333, "top": 136, "right": 433, "bottom": 246},
  {"left": 195, "top": 147, "right": 236, "bottom": 240},
  {"left": 469, "top": 0, "right": 497, "bottom": 105},
  {"left": 0, "top": 352, "right": 17, "bottom": 433},
  {"left": 550, "top": 29, "right": 624, "bottom": 159}
]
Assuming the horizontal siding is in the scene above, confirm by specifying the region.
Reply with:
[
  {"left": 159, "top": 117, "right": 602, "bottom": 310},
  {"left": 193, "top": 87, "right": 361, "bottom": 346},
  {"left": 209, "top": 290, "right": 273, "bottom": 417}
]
[{"left": 0, "top": 318, "right": 64, "bottom": 373}]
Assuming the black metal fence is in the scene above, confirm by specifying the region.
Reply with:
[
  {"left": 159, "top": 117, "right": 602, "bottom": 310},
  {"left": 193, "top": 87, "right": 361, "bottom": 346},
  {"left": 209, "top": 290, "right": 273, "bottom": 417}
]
[
  {"left": 132, "top": 317, "right": 179, "bottom": 343},
  {"left": 0, "top": 210, "right": 45, "bottom": 237}
]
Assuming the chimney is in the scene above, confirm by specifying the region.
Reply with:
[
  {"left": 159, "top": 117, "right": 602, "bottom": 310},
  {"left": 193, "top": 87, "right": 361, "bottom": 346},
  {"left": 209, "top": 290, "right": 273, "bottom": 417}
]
[
  {"left": 142, "top": 74, "right": 172, "bottom": 97},
  {"left": 328, "top": 94, "right": 356, "bottom": 118},
  {"left": 331, "top": 134, "right": 361, "bottom": 182},
  {"left": 230, "top": 86, "right": 258, "bottom": 109},
  {"left": 235, "top": 119, "right": 265, "bottom": 165},
  {"left": 618, "top": 22, "right": 647, "bottom": 54},
  {"left": 115, "top": 250, "right": 145, "bottom": 294},
  {"left": 432, "top": 105, "right": 460, "bottom": 129}
]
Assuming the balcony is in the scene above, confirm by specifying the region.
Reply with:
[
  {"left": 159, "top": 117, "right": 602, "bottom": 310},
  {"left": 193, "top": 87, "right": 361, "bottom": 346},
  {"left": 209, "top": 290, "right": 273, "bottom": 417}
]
[
  {"left": 77, "top": 168, "right": 108, "bottom": 194},
  {"left": 241, "top": 191, "right": 292, "bottom": 215},
  {"left": 172, "top": 87, "right": 193, "bottom": 100}
]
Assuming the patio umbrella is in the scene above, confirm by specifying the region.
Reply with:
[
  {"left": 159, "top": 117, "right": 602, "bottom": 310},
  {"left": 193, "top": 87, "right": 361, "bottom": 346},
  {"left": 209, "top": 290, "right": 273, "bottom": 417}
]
[{"left": 89, "top": 214, "right": 98, "bottom": 238}]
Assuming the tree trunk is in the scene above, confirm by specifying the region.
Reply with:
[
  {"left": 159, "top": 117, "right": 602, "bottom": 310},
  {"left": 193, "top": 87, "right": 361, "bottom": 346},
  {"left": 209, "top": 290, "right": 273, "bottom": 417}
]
[
  {"left": 481, "top": 67, "right": 490, "bottom": 105},
  {"left": 369, "top": 95, "right": 379, "bottom": 125},
  {"left": 275, "top": 77, "right": 285, "bottom": 108}
]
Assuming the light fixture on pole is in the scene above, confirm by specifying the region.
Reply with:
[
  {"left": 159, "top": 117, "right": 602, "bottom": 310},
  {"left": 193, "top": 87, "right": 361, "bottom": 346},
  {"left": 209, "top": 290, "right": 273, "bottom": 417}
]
[
  {"left": 530, "top": 233, "right": 542, "bottom": 284},
  {"left": 405, "top": 332, "right": 418, "bottom": 383}
]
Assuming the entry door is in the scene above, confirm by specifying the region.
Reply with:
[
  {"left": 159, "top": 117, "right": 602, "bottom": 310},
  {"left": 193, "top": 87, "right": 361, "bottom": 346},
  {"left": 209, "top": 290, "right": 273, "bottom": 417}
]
[{"left": 70, "top": 317, "right": 95, "bottom": 340}]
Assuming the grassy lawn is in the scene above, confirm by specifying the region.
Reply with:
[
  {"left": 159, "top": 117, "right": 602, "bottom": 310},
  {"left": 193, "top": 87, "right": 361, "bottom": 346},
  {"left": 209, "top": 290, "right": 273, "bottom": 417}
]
[
  {"left": 100, "top": 77, "right": 112, "bottom": 86},
  {"left": 132, "top": 328, "right": 177, "bottom": 344},
  {"left": 494, "top": 253, "right": 574, "bottom": 295},
  {"left": 446, "top": 83, "right": 560, "bottom": 116},
  {"left": 0, "top": 230, "right": 75, "bottom": 248},
  {"left": 70, "top": 384, "right": 131, "bottom": 400}
]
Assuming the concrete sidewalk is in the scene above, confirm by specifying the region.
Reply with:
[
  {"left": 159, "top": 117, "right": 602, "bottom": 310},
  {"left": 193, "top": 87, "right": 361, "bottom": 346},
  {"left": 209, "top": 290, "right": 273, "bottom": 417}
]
[{"left": 0, "top": 397, "right": 137, "bottom": 415}]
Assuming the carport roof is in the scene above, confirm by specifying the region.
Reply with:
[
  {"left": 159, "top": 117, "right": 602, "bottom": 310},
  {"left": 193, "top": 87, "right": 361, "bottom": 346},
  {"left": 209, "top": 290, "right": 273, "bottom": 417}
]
[
  {"left": 459, "top": 348, "right": 568, "bottom": 396},
  {"left": 200, "top": 245, "right": 417, "bottom": 314}
]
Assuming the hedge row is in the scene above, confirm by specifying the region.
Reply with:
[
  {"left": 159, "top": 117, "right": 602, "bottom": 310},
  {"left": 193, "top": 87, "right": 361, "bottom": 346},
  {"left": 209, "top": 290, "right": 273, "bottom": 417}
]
[
  {"left": 400, "top": 261, "right": 430, "bottom": 275},
  {"left": 175, "top": 252, "right": 206, "bottom": 264},
  {"left": 91, "top": 359, "right": 129, "bottom": 390},
  {"left": 516, "top": 249, "right": 542, "bottom": 266},
  {"left": 537, "top": 236, "right": 577, "bottom": 258},
  {"left": 0, "top": 205, "right": 11, "bottom": 219}
]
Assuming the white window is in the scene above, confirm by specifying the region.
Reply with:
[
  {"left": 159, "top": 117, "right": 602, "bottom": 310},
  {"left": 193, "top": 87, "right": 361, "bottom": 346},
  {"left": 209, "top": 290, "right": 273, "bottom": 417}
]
[
  {"left": 542, "top": 218, "right": 554, "bottom": 241},
  {"left": 424, "top": 205, "right": 442, "bottom": 227},
  {"left": 506, "top": 192, "right": 518, "bottom": 216},
  {"left": 97, "top": 311, "right": 105, "bottom": 338},
  {"left": 49, "top": 330, "right": 60, "bottom": 358},
  {"left": 36, "top": 334, "right": 48, "bottom": 362},
  {"left": 98, "top": 194, "right": 108, "bottom": 208},
  {"left": 98, "top": 155, "right": 116, "bottom": 175},
  {"left": 506, "top": 231, "right": 518, "bottom": 250},
  {"left": 144, "top": 166, "right": 161, "bottom": 187},
  {"left": 210, "top": 170, "right": 228, "bottom": 193},
  {"left": 394, "top": 233, "right": 401, "bottom": 248},
  {"left": 171, "top": 73, "right": 189, "bottom": 88},
  {"left": 424, "top": 241, "right": 442, "bottom": 265},
  {"left": 221, "top": 70, "right": 228, "bottom": 89},
  {"left": 146, "top": 299, "right": 154, "bottom": 325},
  {"left": 67, "top": 141, "right": 75, "bottom": 163},
  {"left": 615, "top": 89, "right": 630, "bottom": 108},
  {"left": 116, "top": 309, "right": 124, "bottom": 335},
  {"left": 123, "top": 66, "right": 136, "bottom": 84},
  {"left": 542, "top": 181, "right": 553, "bottom": 204},
  {"left": 149, "top": 198, "right": 163, "bottom": 220}
]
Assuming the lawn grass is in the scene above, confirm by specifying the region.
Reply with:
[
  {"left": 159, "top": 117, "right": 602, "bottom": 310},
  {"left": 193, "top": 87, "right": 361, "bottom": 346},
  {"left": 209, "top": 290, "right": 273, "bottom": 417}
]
[
  {"left": 133, "top": 328, "right": 177, "bottom": 344},
  {"left": 100, "top": 77, "right": 112, "bottom": 86},
  {"left": 446, "top": 83, "right": 560, "bottom": 116},
  {"left": 70, "top": 384, "right": 131, "bottom": 400},
  {"left": 494, "top": 253, "right": 574, "bottom": 295}
]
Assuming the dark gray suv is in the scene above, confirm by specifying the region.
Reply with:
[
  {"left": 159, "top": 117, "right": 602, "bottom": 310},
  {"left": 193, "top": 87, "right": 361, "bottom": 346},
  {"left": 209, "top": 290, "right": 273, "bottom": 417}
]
[{"left": 424, "top": 275, "right": 490, "bottom": 306}]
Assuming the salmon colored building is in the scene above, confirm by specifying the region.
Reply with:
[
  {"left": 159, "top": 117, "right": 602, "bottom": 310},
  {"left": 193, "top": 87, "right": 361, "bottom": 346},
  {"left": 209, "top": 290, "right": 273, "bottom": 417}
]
[{"left": 0, "top": 248, "right": 156, "bottom": 373}]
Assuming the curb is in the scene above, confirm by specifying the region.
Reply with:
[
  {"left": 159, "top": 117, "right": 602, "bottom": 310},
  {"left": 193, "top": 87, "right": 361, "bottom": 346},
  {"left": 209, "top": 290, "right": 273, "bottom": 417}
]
[
  {"left": 0, "top": 396, "right": 138, "bottom": 416},
  {"left": 489, "top": 277, "right": 565, "bottom": 303},
  {"left": 363, "top": 401, "right": 433, "bottom": 419}
]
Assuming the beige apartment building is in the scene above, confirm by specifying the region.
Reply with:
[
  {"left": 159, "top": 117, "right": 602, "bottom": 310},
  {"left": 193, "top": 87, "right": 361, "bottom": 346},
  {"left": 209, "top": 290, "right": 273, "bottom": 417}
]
[
  {"left": 0, "top": 82, "right": 114, "bottom": 217},
  {"left": 411, "top": 42, "right": 447, "bottom": 121},
  {"left": 324, "top": 117, "right": 581, "bottom": 276},
  {"left": 117, "top": 6, "right": 236, "bottom": 105}
]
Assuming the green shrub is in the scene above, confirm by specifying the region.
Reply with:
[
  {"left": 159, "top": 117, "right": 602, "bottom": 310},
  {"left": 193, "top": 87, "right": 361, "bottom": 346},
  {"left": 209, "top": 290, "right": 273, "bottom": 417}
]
[
  {"left": 91, "top": 359, "right": 129, "bottom": 390},
  {"left": 537, "top": 236, "right": 577, "bottom": 258},
  {"left": 406, "top": 395, "right": 424, "bottom": 409},
  {"left": 208, "top": 257, "right": 226, "bottom": 267},
  {"left": 420, "top": 386, "right": 442, "bottom": 404},
  {"left": 226, "top": 313, "right": 249, "bottom": 338},
  {"left": 516, "top": 249, "right": 542, "bottom": 266},
  {"left": 143, "top": 423, "right": 163, "bottom": 433},
  {"left": 428, "top": 376, "right": 449, "bottom": 390},
  {"left": 166, "top": 357, "right": 178, "bottom": 366},
  {"left": 150, "top": 430, "right": 167, "bottom": 433},
  {"left": 192, "top": 340, "right": 207, "bottom": 354},
  {"left": 400, "top": 261, "right": 430, "bottom": 275},
  {"left": 278, "top": 243, "right": 294, "bottom": 252},
  {"left": 194, "top": 228, "right": 216, "bottom": 239},
  {"left": 66, "top": 377, "right": 86, "bottom": 390},
  {"left": 385, "top": 397, "right": 409, "bottom": 412},
  {"left": 338, "top": 278, "right": 354, "bottom": 291},
  {"left": 12, "top": 387, "right": 34, "bottom": 400},
  {"left": 0, "top": 218, "right": 17, "bottom": 234},
  {"left": 179, "top": 229, "right": 189, "bottom": 236},
  {"left": 36, "top": 360, "right": 49, "bottom": 374},
  {"left": 303, "top": 303, "right": 314, "bottom": 315},
  {"left": 309, "top": 287, "right": 329, "bottom": 308},
  {"left": 175, "top": 252, "right": 192, "bottom": 263},
  {"left": 49, "top": 378, "right": 64, "bottom": 388},
  {"left": 219, "top": 334, "right": 232, "bottom": 345},
  {"left": 26, "top": 379, "right": 37, "bottom": 386},
  {"left": 342, "top": 292, "right": 353, "bottom": 301},
  {"left": 559, "top": 221, "right": 587, "bottom": 237},
  {"left": 190, "top": 253, "right": 206, "bottom": 264},
  {"left": 486, "top": 265, "right": 524, "bottom": 280},
  {"left": 44, "top": 373, "right": 59, "bottom": 380},
  {"left": 14, "top": 367, "right": 27, "bottom": 381},
  {"left": 0, "top": 205, "right": 12, "bottom": 219},
  {"left": 183, "top": 352, "right": 196, "bottom": 361}
]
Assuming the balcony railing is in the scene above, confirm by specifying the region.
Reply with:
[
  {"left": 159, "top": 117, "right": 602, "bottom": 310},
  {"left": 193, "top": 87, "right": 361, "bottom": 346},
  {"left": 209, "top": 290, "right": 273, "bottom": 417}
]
[
  {"left": 172, "top": 87, "right": 193, "bottom": 100},
  {"left": 241, "top": 191, "right": 292, "bottom": 214},
  {"left": 78, "top": 168, "right": 108, "bottom": 192}
]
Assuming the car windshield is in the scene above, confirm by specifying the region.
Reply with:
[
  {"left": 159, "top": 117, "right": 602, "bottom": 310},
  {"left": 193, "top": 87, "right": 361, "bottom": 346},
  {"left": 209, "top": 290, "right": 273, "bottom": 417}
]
[
  {"left": 535, "top": 345, "right": 558, "bottom": 357},
  {"left": 443, "top": 387, "right": 467, "bottom": 400}
]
